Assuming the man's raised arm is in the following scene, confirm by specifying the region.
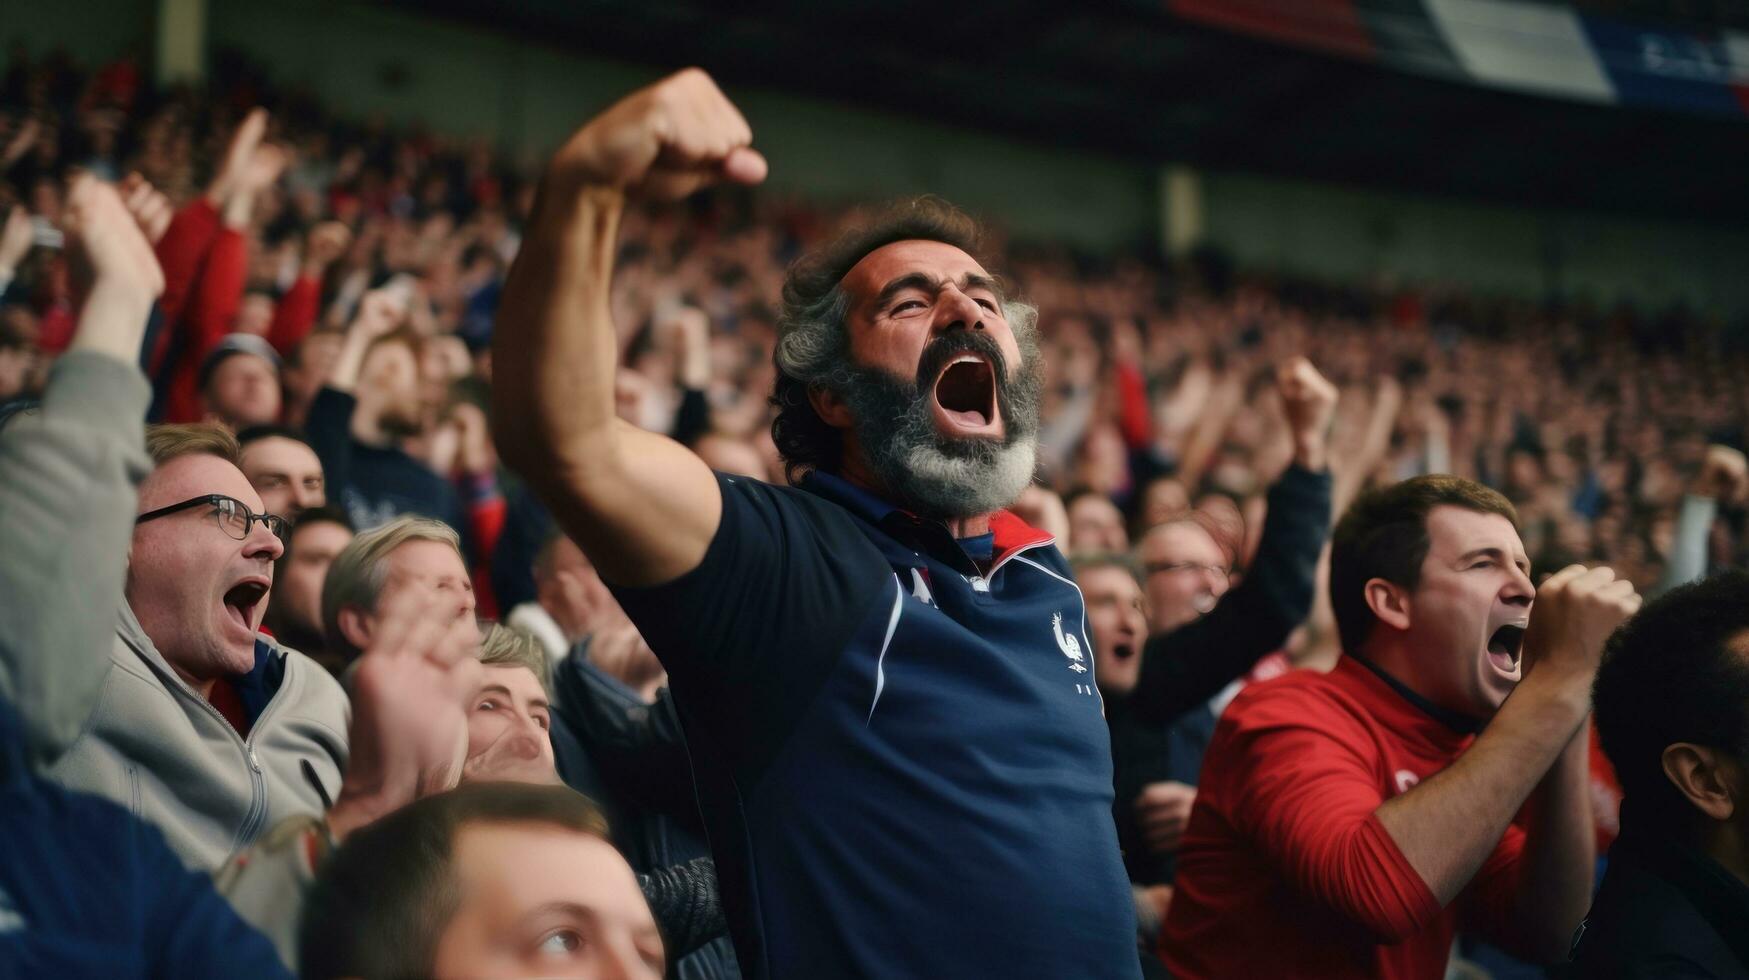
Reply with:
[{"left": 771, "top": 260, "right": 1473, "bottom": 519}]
[{"left": 492, "top": 70, "right": 766, "bottom": 586}]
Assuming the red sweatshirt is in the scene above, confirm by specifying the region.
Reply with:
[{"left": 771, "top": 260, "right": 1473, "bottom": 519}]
[{"left": 1162, "top": 655, "right": 1526, "bottom": 979}]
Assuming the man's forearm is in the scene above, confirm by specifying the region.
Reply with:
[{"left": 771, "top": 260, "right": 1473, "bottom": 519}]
[
  {"left": 1375, "top": 676, "right": 1589, "bottom": 904},
  {"left": 492, "top": 179, "right": 626, "bottom": 482},
  {"left": 0, "top": 353, "right": 151, "bottom": 764},
  {"left": 1500, "top": 720, "right": 1594, "bottom": 961}
]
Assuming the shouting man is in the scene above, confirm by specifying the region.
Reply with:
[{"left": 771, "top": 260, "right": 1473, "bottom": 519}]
[{"left": 493, "top": 69, "right": 1331, "bottom": 979}]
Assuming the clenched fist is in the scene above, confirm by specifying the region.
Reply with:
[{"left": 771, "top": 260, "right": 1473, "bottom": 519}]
[
  {"left": 549, "top": 68, "right": 767, "bottom": 201},
  {"left": 1519, "top": 565, "right": 1641, "bottom": 694},
  {"left": 1692, "top": 445, "right": 1748, "bottom": 505},
  {"left": 1135, "top": 780, "right": 1198, "bottom": 856},
  {"left": 1277, "top": 356, "right": 1338, "bottom": 470}
]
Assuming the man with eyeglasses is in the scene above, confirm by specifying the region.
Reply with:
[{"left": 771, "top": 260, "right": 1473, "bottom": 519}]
[{"left": 31, "top": 420, "right": 349, "bottom": 870}]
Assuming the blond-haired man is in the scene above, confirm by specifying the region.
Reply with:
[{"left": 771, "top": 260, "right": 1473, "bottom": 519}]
[{"left": 321, "top": 515, "right": 480, "bottom": 667}]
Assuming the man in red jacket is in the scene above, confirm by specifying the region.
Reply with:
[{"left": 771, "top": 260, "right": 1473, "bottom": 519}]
[{"left": 1164, "top": 475, "right": 1641, "bottom": 979}]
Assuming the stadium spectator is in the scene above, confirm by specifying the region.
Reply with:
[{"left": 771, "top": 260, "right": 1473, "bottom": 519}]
[
  {"left": 495, "top": 69, "right": 1337, "bottom": 979},
  {"left": 1572, "top": 571, "right": 1749, "bottom": 977},
  {"left": 320, "top": 515, "right": 480, "bottom": 669},
  {"left": 471, "top": 625, "right": 733, "bottom": 969},
  {"left": 505, "top": 530, "right": 614, "bottom": 665},
  {"left": 197, "top": 333, "right": 280, "bottom": 428},
  {"left": 467, "top": 625, "right": 560, "bottom": 785},
  {"left": 300, "top": 781, "right": 664, "bottom": 980},
  {"left": 0, "top": 174, "right": 292, "bottom": 980},
  {"left": 0, "top": 374, "right": 354, "bottom": 864},
  {"left": 305, "top": 288, "right": 462, "bottom": 532},
  {"left": 261, "top": 505, "right": 354, "bottom": 673},
  {"left": 1136, "top": 514, "right": 1232, "bottom": 633},
  {"left": 1165, "top": 476, "right": 1640, "bottom": 978},
  {"left": 1066, "top": 486, "right": 1129, "bottom": 554},
  {"left": 238, "top": 423, "right": 326, "bottom": 522}
]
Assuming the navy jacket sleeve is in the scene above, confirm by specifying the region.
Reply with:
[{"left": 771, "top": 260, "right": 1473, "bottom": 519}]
[
  {"left": 145, "top": 825, "right": 292, "bottom": 980},
  {"left": 610, "top": 473, "right": 891, "bottom": 777},
  {"left": 556, "top": 654, "right": 698, "bottom": 824},
  {"left": 1128, "top": 464, "right": 1332, "bottom": 725},
  {"left": 304, "top": 386, "right": 356, "bottom": 509}
]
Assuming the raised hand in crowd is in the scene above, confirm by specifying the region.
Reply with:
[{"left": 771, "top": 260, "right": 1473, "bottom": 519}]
[
  {"left": 496, "top": 68, "right": 766, "bottom": 588},
  {"left": 325, "top": 588, "right": 483, "bottom": 841},
  {"left": 119, "top": 172, "right": 174, "bottom": 245},
  {"left": 1134, "top": 779, "right": 1197, "bottom": 856},
  {"left": 0, "top": 203, "right": 32, "bottom": 281},
  {"left": 546, "top": 67, "right": 767, "bottom": 199},
  {"left": 1692, "top": 443, "right": 1748, "bottom": 505},
  {"left": 1516, "top": 564, "right": 1643, "bottom": 699},
  {"left": 302, "top": 220, "right": 352, "bottom": 277},
  {"left": 63, "top": 174, "right": 164, "bottom": 360},
  {"left": 206, "top": 107, "right": 269, "bottom": 207},
  {"left": 326, "top": 285, "right": 407, "bottom": 393},
  {"left": 1277, "top": 355, "right": 1338, "bottom": 472}
]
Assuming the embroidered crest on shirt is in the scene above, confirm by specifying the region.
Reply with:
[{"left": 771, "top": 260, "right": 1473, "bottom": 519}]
[{"left": 1053, "top": 613, "right": 1087, "bottom": 672}]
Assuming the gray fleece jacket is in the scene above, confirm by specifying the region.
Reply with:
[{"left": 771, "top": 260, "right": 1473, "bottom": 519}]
[{"left": 0, "top": 351, "right": 349, "bottom": 871}]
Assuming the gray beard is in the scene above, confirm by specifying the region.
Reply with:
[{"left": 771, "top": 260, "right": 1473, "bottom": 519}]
[{"left": 830, "top": 332, "right": 1042, "bottom": 521}]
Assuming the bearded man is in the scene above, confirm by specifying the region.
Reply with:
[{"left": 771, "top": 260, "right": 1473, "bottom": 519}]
[{"left": 492, "top": 69, "right": 1329, "bottom": 980}]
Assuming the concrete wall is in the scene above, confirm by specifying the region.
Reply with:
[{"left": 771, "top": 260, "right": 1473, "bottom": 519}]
[
  {"left": 1200, "top": 171, "right": 1749, "bottom": 314},
  {"left": 200, "top": 0, "right": 1159, "bottom": 251},
  {"left": 12, "top": 0, "right": 1748, "bottom": 313}
]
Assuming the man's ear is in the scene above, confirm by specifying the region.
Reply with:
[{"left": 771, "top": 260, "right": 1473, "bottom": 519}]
[
  {"left": 1661, "top": 743, "right": 1741, "bottom": 822},
  {"left": 806, "top": 385, "right": 854, "bottom": 430},
  {"left": 1363, "top": 578, "right": 1412, "bottom": 632},
  {"left": 337, "top": 606, "right": 374, "bottom": 656}
]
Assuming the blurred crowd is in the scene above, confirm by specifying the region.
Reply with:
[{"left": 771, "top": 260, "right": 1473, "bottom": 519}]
[
  {"left": 3, "top": 48, "right": 1748, "bottom": 980},
  {"left": 4, "top": 51, "right": 1742, "bottom": 617}
]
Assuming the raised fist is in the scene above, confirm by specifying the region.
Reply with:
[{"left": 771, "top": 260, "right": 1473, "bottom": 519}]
[
  {"left": 1693, "top": 445, "right": 1748, "bottom": 505},
  {"left": 64, "top": 175, "right": 165, "bottom": 308},
  {"left": 348, "top": 286, "right": 408, "bottom": 342},
  {"left": 550, "top": 68, "right": 767, "bottom": 200},
  {"left": 1135, "top": 780, "right": 1198, "bottom": 856},
  {"left": 305, "top": 220, "right": 353, "bottom": 268},
  {"left": 119, "top": 172, "right": 174, "bottom": 244},
  {"left": 1277, "top": 356, "right": 1338, "bottom": 469},
  {"left": 1519, "top": 564, "right": 1641, "bottom": 689}
]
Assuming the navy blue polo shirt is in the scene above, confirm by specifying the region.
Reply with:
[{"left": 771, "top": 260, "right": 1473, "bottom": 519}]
[{"left": 613, "top": 472, "right": 1140, "bottom": 980}]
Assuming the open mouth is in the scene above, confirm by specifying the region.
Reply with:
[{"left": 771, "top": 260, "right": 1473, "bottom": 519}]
[
  {"left": 1113, "top": 641, "right": 1138, "bottom": 662},
  {"left": 931, "top": 354, "right": 998, "bottom": 433},
  {"left": 1487, "top": 623, "right": 1526, "bottom": 674},
  {"left": 223, "top": 578, "right": 270, "bottom": 635}
]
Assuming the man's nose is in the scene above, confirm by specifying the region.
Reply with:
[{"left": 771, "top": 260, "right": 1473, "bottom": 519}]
[
  {"left": 508, "top": 728, "right": 544, "bottom": 760},
  {"left": 933, "top": 286, "right": 986, "bottom": 334},
  {"left": 244, "top": 522, "right": 284, "bottom": 561}
]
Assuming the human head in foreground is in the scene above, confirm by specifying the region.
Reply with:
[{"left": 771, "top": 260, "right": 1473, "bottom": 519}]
[
  {"left": 300, "top": 781, "right": 662, "bottom": 979},
  {"left": 771, "top": 196, "right": 1043, "bottom": 519},
  {"left": 129, "top": 422, "right": 284, "bottom": 694},
  {"left": 1330, "top": 474, "right": 1532, "bottom": 720},
  {"left": 1594, "top": 569, "right": 1749, "bottom": 859}
]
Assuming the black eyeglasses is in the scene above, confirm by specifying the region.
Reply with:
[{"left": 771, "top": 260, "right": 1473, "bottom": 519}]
[
  {"left": 1143, "top": 560, "right": 1230, "bottom": 580},
  {"left": 135, "top": 494, "right": 288, "bottom": 543}
]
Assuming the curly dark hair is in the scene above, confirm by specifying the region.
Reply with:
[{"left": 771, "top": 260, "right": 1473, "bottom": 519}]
[{"left": 769, "top": 196, "right": 993, "bottom": 484}]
